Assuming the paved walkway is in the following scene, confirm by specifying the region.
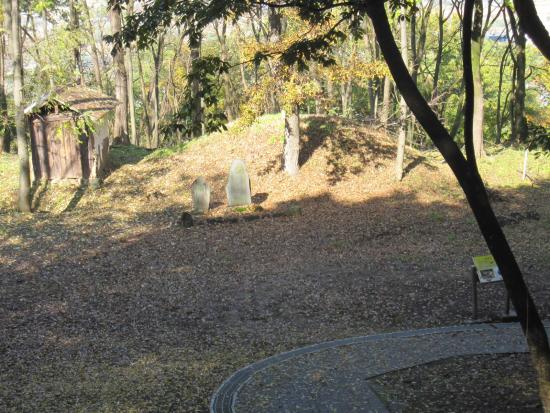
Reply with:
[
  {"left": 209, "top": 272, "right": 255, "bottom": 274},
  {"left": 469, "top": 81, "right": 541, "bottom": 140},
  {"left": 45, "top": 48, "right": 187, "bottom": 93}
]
[{"left": 210, "top": 321, "right": 550, "bottom": 413}]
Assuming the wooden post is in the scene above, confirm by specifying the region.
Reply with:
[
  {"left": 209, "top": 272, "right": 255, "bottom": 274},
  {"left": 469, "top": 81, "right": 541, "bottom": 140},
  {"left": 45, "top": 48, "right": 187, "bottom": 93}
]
[{"left": 472, "top": 266, "right": 478, "bottom": 319}]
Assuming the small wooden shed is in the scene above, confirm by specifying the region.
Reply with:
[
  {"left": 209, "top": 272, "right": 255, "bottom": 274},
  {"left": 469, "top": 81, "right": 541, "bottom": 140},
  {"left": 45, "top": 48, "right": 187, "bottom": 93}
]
[{"left": 25, "top": 86, "right": 118, "bottom": 182}]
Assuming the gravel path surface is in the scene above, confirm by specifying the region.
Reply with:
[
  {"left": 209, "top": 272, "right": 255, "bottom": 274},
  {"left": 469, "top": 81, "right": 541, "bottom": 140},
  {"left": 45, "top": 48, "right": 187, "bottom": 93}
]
[{"left": 212, "top": 322, "right": 550, "bottom": 413}]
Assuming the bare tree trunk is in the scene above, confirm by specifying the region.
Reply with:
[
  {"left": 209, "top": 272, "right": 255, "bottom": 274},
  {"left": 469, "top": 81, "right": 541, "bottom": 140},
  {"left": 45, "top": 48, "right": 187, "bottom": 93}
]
[
  {"left": 267, "top": 7, "right": 282, "bottom": 113},
  {"left": 239, "top": 62, "right": 248, "bottom": 91},
  {"left": 0, "top": 7, "right": 10, "bottom": 154},
  {"left": 41, "top": 10, "right": 55, "bottom": 90},
  {"left": 326, "top": 79, "right": 335, "bottom": 111},
  {"left": 373, "top": 80, "right": 379, "bottom": 119},
  {"left": 472, "top": 0, "right": 484, "bottom": 159},
  {"left": 379, "top": 76, "right": 392, "bottom": 128},
  {"left": 283, "top": 106, "right": 300, "bottom": 176},
  {"left": 495, "top": 45, "right": 510, "bottom": 144},
  {"left": 432, "top": 0, "right": 444, "bottom": 111},
  {"left": 411, "top": 0, "right": 433, "bottom": 84},
  {"left": 234, "top": 23, "right": 249, "bottom": 92},
  {"left": 81, "top": 0, "right": 103, "bottom": 90},
  {"left": 367, "top": 79, "right": 376, "bottom": 117},
  {"left": 265, "top": 5, "right": 301, "bottom": 172},
  {"left": 166, "top": 31, "right": 186, "bottom": 139},
  {"left": 150, "top": 34, "right": 164, "bottom": 147},
  {"left": 136, "top": 50, "right": 152, "bottom": 146},
  {"left": 507, "top": 7, "right": 528, "bottom": 143},
  {"left": 450, "top": 97, "right": 464, "bottom": 140},
  {"left": 410, "top": 11, "right": 417, "bottom": 84},
  {"left": 189, "top": 29, "right": 202, "bottom": 138},
  {"left": 408, "top": 1, "right": 432, "bottom": 147},
  {"left": 464, "top": 0, "right": 480, "bottom": 169},
  {"left": 396, "top": 8, "right": 408, "bottom": 181},
  {"left": 126, "top": 49, "right": 137, "bottom": 145},
  {"left": 513, "top": 0, "right": 550, "bottom": 61},
  {"left": 313, "top": 69, "right": 325, "bottom": 115},
  {"left": 69, "top": 0, "right": 85, "bottom": 85},
  {"left": 24, "top": 12, "right": 53, "bottom": 89},
  {"left": 109, "top": 3, "right": 129, "bottom": 145},
  {"left": 364, "top": 23, "right": 380, "bottom": 119},
  {"left": 6, "top": 0, "right": 30, "bottom": 211},
  {"left": 366, "top": 3, "right": 550, "bottom": 409},
  {"left": 341, "top": 80, "right": 352, "bottom": 118},
  {"left": 125, "top": 0, "right": 137, "bottom": 145},
  {"left": 215, "top": 19, "right": 238, "bottom": 121}
]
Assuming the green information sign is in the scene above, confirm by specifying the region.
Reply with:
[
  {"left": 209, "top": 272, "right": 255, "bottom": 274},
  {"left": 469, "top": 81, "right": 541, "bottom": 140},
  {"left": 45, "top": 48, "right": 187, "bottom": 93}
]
[{"left": 472, "top": 255, "right": 503, "bottom": 283}]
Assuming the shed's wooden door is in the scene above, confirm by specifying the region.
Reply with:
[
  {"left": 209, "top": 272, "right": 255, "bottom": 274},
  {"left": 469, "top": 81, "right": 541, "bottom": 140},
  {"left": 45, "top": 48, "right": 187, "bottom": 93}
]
[
  {"left": 30, "top": 118, "right": 50, "bottom": 179},
  {"left": 45, "top": 119, "right": 82, "bottom": 179}
]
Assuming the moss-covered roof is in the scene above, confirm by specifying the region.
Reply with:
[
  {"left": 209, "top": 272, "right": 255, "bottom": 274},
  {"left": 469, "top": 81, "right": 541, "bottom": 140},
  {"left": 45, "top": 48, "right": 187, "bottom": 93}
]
[{"left": 25, "top": 86, "right": 118, "bottom": 121}]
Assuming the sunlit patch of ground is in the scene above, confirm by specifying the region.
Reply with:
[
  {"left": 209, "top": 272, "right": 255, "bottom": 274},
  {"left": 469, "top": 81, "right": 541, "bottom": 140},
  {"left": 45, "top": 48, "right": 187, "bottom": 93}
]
[{"left": 1, "top": 116, "right": 549, "bottom": 411}]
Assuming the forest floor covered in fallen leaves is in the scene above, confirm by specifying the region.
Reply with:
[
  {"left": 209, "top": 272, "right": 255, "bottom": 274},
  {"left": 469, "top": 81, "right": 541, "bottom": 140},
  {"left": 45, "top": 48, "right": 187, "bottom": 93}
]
[
  {"left": 371, "top": 353, "right": 542, "bottom": 412},
  {"left": 1, "top": 114, "right": 550, "bottom": 412}
]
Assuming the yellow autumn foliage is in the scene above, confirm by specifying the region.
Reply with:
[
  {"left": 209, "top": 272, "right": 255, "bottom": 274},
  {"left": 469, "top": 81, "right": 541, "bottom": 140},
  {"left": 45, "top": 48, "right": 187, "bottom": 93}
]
[{"left": 237, "top": 9, "right": 388, "bottom": 125}]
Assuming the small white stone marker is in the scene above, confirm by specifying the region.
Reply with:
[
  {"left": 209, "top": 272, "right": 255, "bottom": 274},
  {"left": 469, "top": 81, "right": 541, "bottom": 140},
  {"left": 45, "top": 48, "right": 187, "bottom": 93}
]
[{"left": 191, "top": 176, "right": 211, "bottom": 214}]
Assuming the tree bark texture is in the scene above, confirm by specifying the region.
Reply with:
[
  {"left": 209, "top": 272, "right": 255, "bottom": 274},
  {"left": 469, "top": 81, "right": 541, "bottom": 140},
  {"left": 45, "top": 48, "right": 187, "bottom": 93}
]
[
  {"left": 366, "top": 2, "right": 550, "bottom": 410},
  {"left": 137, "top": 50, "right": 152, "bottom": 146},
  {"left": 449, "top": 97, "right": 464, "bottom": 140},
  {"left": 110, "top": 4, "right": 129, "bottom": 145},
  {"left": 471, "top": 0, "right": 484, "bottom": 159},
  {"left": 81, "top": 0, "right": 103, "bottom": 90},
  {"left": 507, "top": 7, "right": 528, "bottom": 144},
  {"left": 189, "top": 30, "right": 202, "bottom": 138},
  {"left": 215, "top": 20, "right": 238, "bottom": 121},
  {"left": 380, "top": 75, "right": 392, "bottom": 128},
  {"left": 7, "top": 0, "right": 31, "bottom": 211},
  {"left": 283, "top": 107, "right": 300, "bottom": 176},
  {"left": 495, "top": 44, "right": 510, "bottom": 145},
  {"left": 126, "top": 48, "right": 137, "bottom": 145},
  {"left": 126, "top": 0, "right": 137, "bottom": 145},
  {"left": 513, "top": 0, "right": 550, "bottom": 61},
  {"left": 395, "top": 8, "right": 408, "bottom": 181},
  {"left": 463, "top": 0, "right": 478, "bottom": 170},
  {"left": 341, "top": 80, "right": 352, "bottom": 117},
  {"left": 267, "top": 7, "right": 282, "bottom": 114},
  {"left": 69, "top": 0, "right": 85, "bottom": 85},
  {"left": 150, "top": 35, "right": 164, "bottom": 147},
  {"left": 0, "top": 7, "right": 10, "bottom": 153},
  {"left": 432, "top": 0, "right": 444, "bottom": 111}
]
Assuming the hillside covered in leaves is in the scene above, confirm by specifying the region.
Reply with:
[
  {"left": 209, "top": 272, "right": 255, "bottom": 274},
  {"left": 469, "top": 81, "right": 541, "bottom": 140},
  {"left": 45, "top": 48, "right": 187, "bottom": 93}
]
[{"left": 1, "top": 116, "right": 550, "bottom": 411}]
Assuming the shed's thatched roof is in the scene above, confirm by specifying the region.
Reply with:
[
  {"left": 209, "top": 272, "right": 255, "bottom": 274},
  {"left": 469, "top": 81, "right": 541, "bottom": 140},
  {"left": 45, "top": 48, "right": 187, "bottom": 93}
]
[{"left": 25, "top": 86, "right": 118, "bottom": 121}]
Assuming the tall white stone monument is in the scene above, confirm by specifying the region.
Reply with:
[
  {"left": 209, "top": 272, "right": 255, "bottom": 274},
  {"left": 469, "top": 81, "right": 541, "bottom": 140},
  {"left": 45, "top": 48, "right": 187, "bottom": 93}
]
[{"left": 226, "top": 160, "right": 252, "bottom": 207}]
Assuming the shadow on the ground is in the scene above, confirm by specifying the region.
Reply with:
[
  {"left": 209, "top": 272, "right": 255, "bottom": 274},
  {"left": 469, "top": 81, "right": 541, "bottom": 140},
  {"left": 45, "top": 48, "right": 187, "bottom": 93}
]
[
  {"left": 20, "top": 145, "right": 154, "bottom": 213},
  {"left": 63, "top": 184, "right": 87, "bottom": 212},
  {"left": 301, "top": 116, "right": 426, "bottom": 184},
  {"left": 0, "top": 179, "right": 549, "bottom": 412},
  {"left": 30, "top": 180, "right": 50, "bottom": 211},
  {"left": 252, "top": 192, "right": 269, "bottom": 204},
  {"left": 107, "top": 144, "right": 153, "bottom": 174},
  {"left": 259, "top": 116, "right": 399, "bottom": 182},
  {"left": 404, "top": 156, "right": 437, "bottom": 177}
]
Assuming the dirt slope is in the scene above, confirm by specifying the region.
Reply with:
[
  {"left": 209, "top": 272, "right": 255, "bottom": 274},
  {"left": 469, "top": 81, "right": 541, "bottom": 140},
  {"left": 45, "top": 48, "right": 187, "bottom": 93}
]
[{"left": 18, "top": 114, "right": 448, "bottom": 218}]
